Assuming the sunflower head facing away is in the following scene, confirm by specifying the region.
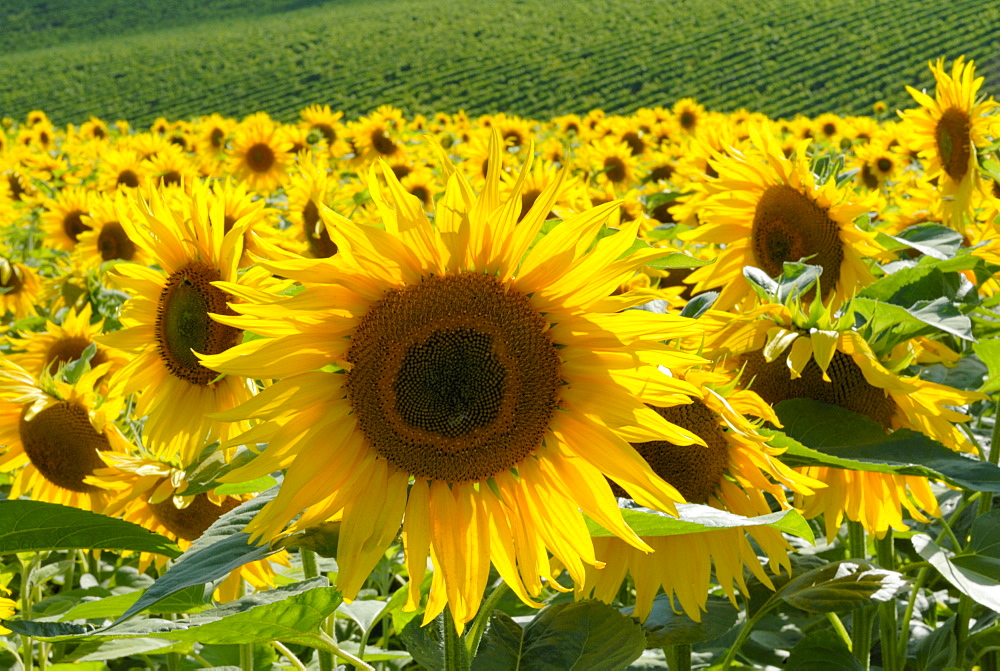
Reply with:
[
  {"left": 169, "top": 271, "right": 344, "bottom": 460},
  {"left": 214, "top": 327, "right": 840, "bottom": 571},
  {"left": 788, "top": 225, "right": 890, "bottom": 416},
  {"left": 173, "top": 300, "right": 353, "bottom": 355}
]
[{"left": 203, "top": 130, "right": 708, "bottom": 630}]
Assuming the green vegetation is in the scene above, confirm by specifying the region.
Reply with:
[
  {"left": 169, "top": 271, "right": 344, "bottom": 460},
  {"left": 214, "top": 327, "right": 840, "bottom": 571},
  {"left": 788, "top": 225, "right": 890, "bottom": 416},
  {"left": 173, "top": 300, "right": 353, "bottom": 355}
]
[{"left": 1, "top": 0, "right": 998, "bottom": 126}]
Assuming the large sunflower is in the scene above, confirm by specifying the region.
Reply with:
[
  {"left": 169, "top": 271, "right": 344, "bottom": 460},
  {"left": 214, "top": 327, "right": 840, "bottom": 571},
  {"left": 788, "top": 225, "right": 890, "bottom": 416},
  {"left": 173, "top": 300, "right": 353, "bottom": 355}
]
[
  {"left": 680, "top": 127, "right": 884, "bottom": 310},
  {"left": 202, "top": 133, "right": 707, "bottom": 630},
  {"left": 98, "top": 183, "right": 269, "bottom": 464},
  {"left": 576, "top": 368, "right": 820, "bottom": 622},
  {"left": 705, "top": 302, "right": 985, "bottom": 538},
  {"left": 900, "top": 57, "right": 998, "bottom": 231},
  {"left": 0, "top": 360, "right": 130, "bottom": 512}
]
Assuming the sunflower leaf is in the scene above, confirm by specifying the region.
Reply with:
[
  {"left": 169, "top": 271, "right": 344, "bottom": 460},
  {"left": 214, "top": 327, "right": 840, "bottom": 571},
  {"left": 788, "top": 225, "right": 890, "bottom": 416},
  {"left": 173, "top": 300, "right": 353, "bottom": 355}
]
[
  {"left": 680, "top": 291, "right": 718, "bottom": 319},
  {"left": 778, "top": 559, "right": 906, "bottom": 612},
  {"left": 912, "top": 534, "right": 1000, "bottom": 611},
  {"left": 470, "top": 600, "right": 645, "bottom": 670},
  {"left": 0, "top": 500, "right": 180, "bottom": 557},
  {"left": 888, "top": 223, "right": 964, "bottom": 260},
  {"left": 767, "top": 399, "right": 1000, "bottom": 492},
  {"left": 973, "top": 338, "right": 1000, "bottom": 393},
  {"left": 107, "top": 485, "right": 281, "bottom": 627},
  {"left": 630, "top": 595, "right": 738, "bottom": 647},
  {"left": 785, "top": 630, "right": 862, "bottom": 670},
  {"left": 645, "top": 252, "right": 713, "bottom": 270}
]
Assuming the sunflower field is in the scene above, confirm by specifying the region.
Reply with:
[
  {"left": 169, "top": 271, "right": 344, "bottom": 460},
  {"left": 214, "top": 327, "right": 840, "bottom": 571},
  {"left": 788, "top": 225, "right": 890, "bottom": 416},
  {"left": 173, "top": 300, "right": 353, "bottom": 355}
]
[{"left": 1, "top": 51, "right": 1000, "bottom": 671}]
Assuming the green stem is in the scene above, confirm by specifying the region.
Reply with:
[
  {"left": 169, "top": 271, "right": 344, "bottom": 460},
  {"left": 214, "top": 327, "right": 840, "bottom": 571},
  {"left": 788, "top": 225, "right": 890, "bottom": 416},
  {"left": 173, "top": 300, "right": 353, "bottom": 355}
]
[
  {"left": 300, "top": 549, "right": 334, "bottom": 671},
  {"left": 876, "top": 532, "right": 899, "bottom": 671},
  {"left": 955, "top": 594, "right": 974, "bottom": 667},
  {"left": 317, "top": 630, "right": 374, "bottom": 670},
  {"left": 663, "top": 644, "right": 692, "bottom": 671},
  {"left": 20, "top": 555, "right": 35, "bottom": 671},
  {"left": 847, "top": 521, "right": 871, "bottom": 670},
  {"left": 465, "top": 581, "right": 509, "bottom": 659},
  {"left": 826, "top": 612, "right": 852, "bottom": 651},
  {"left": 897, "top": 565, "right": 929, "bottom": 660},
  {"left": 443, "top": 605, "right": 470, "bottom": 671},
  {"left": 721, "top": 603, "right": 773, "bottom": 670},
  {"left": 273, "top": 641, "right": 307, "bottom": 671},
  {"left": 240, "top": 643, "right": 254, "bottom": 671}
]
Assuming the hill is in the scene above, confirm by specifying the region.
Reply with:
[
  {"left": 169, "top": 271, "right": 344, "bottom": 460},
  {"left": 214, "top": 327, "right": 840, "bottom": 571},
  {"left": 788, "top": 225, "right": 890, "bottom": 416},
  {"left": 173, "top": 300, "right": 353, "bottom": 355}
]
[{"left": 1, "top": 0, "right": 998, "bottom": 126}]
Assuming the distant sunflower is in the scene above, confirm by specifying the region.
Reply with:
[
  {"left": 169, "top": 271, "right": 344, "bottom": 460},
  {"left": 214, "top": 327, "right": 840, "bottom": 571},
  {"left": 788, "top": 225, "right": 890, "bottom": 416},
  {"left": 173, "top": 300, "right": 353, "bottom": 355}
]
[
  {"left": 900, "top": 57, "right": 999, "bottom": 231},
  {"left": 300, "top": 104, "right": 347, "bottom": 154},
  {"left": 97, "top": 148, "right": 147, "bottom": 193},
  {"left": 0, "top": 361, "right": 129, "bottom": 512},
  {"left": 0, "top": 257, "right": 42, "bottom": 321},
  {"left": 90, "top": 454, "right": 287, "bottom": 603},
  {"left": 576, "top": 368, "right": 819, "bottom": 622},
  {"left": 227, "top": 113, "right": 294, "bottom": 192},
  {"left": 349, "top": 105, "right": 406, "bottom": 163},
  {"left": 98, "top": 184, "right": 265, "bottom": 463},
  {"left": 40, "top": 186, "right": 92, "bottom": 251},
  {"left": 283, "top": 155, "right": 339, "bottom": 258},
  {"left": 673, "top": 98, "right": 706, "bottom": 134},
  {"left": 0, "top": 592, "right": 14, "bottom": 634},
  {"left": 583, "top": 137, "right": 640, "bottom": 190},
  {"left": 146, "top": 144, "right": 199, "bottom": 190},
  {"left": 194, "top": 113, "right": 236, "bottom": 162},
  {"left": 7, "top": 303, "right": 127, "bottom": 382},
  {"left": 681, "top": 127, "right": 884, "bottom": 309},
  {"left": 74, "top": 192, "right": 147, "bottom": 268},
  {"left": 202, "top": 132, "right": 706, "bottom": 631},
  {"left": 706, "top": 302, "right": 985, "bottom": 538}
]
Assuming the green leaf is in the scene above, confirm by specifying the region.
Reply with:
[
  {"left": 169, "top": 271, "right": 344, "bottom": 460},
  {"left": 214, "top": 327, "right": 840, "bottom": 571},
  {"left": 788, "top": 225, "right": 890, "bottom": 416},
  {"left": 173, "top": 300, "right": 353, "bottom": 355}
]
[
  {"left": 211, "top": 475, "right": 278, "bottom": 497},
  {"left": 679, "top": 291, "right": 718, "bottom": 319},
  {"left": 859, "top": 264, "right": 974, "bottom": 308},
  {"left": 913, "top": 615, "right": 958, "bottom": 671},
  {"left": 587, "top": 501, "right": 814, "bottom": 544},
  {"left": 888, "top": 223, "right": 963, "bottom": 260},
  {"left": 60, "top": 585, "right": 208, "bottom": 622},
  {"left": 0, "top": 500, "right": 180, "bottom": 557},
  {"left": 769, "top": 399, "right": 1000, "bottom": 492},
  {"left": 785, "top": 630, "right": 861, "bottom": 670},
  {"left": 645, "top": 253, "right": 712, "bottom": 270},
  {"left": 9, "top": 578, "right": 341, "bottom": 651},
  {"left": 912, "top": 534, "right": 1000, "bottom": 611},
  {"left": 950, "top": 510, "right": 1000, "bottom": 580},
  {"left": 776, "top": 262, "right": 823, "bottom": 303},
  {"left": 907, "top": 297, "right": 976, "bottom": 342},
  {"left": 973, "top": 338, "right": 1000, "bottom": 393},
  {"left": 631, "top": 595, "right": 738, "bottom": 647},
  {"left": 400, "top": 614, "right": 445, "bottom": 670},
  {"left": 743, "top": 266, "right": 778, "bottom": 300},
  {"left": 65, "top": 637, "right": 184, "bottom": 663},
  {"left": 111, "top": 486, "right": 280, "bottom": 626},
  {"left": 471, "top": 601, "right": 645, "bottom": 671},
  {"left": 778, "top": 559, "right": 906, "bottom": 612},
  {"left": 62, "top": 341, "right": 98, "bottom": 384}
]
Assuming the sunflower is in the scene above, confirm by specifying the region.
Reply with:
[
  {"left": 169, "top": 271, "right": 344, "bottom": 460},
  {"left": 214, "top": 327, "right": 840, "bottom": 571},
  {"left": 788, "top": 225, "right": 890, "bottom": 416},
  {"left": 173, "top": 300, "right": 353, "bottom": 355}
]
[
  {"left": 74, "top": 191, "right": 148, "bottom": 268},
  {"left": 88, "top": 454, "right": 288, "bottom": 603},
  {"left": 576, "top": 368, "right": 820, "bottom": 622},
  {"left": 146, "top": 144, "right": 199, "bottom": 190},
  {"left": 0, "top": 592, "right": 14, "bottom": 634},
  {"left": 97, "top": 183, "right": 267, "bottom": 464},
  {"left": 900, "top": 57, "right": 999, "bottom": 231},
  {"left": 227, "top": 113, "right": 294, "bottom": 192},
  {"left": 348, "top": 105, "right": 406, "bottom": 163},
  {"left": 80, "top": 117, "right": 110, "bottom": 142},
  {"left": 705, "top": 301, "right": 985, "bottom": 538},
  {"left": 194, "top": 113, "right": 237, "bottom": 163},
  {"left": 201, "top": 132, "right": 707, "bottom": 631},
  {"left": 6, "top": 303, "right": 128, "bottom": 383},
  {"left": 282, "top": 155, "right": 340, "bottom": 258},
  {"left": 0, "top": 360, "right": 130, "bottom": 512},
  {"left": 300, "top": 104, "right": 348, "bottom": 155},
  {"left": 680, "top": 126, "right": 884, "bottom": 310},
  {"left": 97, "top": 147, "right": 147, "bottom": 193},
  {"left": 673, "top": 98, "right": 707, "bottom": 134},
  {"left": 40, "top": 186, "right": 93, "bottom": 251},
  {"left": 581, "top": 137, "right": 640, "bottom": 191},
  {"left": 0, "top": 257, "right": 43, "bottom": 322}
]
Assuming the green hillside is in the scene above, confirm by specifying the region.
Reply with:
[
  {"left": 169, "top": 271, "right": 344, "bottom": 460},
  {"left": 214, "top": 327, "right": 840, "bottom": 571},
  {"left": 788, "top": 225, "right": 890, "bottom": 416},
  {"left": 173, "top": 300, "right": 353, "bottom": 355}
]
[{"left": 1, "top": 0, "right": 998, "bottom": 127}]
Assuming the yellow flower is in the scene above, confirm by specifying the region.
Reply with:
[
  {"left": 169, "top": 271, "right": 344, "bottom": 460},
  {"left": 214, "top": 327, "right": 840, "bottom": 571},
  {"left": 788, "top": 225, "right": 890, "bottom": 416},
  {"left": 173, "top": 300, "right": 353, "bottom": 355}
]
[
  {"left": 0, "top": 257, "right": 42, "bottom": 322},
  {"left": 680, "top": 126, "right": 884, "bottom": 310},
  {"left": 202, "top": 132, "right": 706, "bottom": 631},
  {"left": 227, "top": 113, "right": 294, "bottom": 192},
  {"left": 900, "top": 57, "right": 999, "bottom": 231},
  {"left": 0, "top": 360, "right": 130, "bottom": 512}
]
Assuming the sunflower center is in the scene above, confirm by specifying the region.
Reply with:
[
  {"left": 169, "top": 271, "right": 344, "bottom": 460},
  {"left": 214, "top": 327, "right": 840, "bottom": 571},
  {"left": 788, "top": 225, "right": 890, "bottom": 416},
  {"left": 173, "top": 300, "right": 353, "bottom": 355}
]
[
  {"left": 246, "top": 143, "right": 276, "bottom": 173},
  {"left": 97, "top": 221, "right": 136, "bottom": 261},
  {"left": 860, "top": 164, "right": 879, "bottom": 190},
  {"left": 743, "top": 349, "right": 896, "bottom": 428},
  {"left": 604, "top": 156, "right": 627, "bottom": 183},
  {"left": 650, "top": 163, "right": 674, "bottom": 182},
  {"left": 61, "top": 210, "right": 90, "bottom": 242},
  {"left": 303, "top": 200, "right": 338, "bottom": 257},
  {"left": 19, "top": 402, "right": 110, "bottom": 492},
  {"left": 0, "top": 264, "right": 24, "bottom": 294},
  {"left": 346, "top": 272, "right": 562, "bottom": 482},
  {"left": 46, "top": 337, "right": 109, "bottom": 375},
  {"left": 371, "top": 129, "right": 397, "bottom": 156},
  {"left": 155, "top": 261, "right": 241, "bottom": 386},
  {"left": 679, "top": 110, "right": 696, "bottom": 130},
  {"left": 314, "top": 123, "right": 337, "bottom": 144},
  {"left": 617, "top": 400, "right": 729, "bottom": 504},
  {"left": 621, "top": 131, "right": 645, "bottom": 156},
  {"left": 148, "top": 493, "right": 240, "bottom": 541},
  {"left": 936, "top": 107, "right": 972, "bottom": 182},
  {"left": 876, "top": 157, "right": 893, "bottom": 174},
  {"left": 117, "top": 170, "right": 140, "bottom": 188},
  {"left": 410, "top": 185, "right": 431, "bottom": 206},
  {"left": 160, "top": 170, "right": 182, "bottom": 187},
  {"left": 751, "top": 184, "right": 843, "bottom": 285},
  {"left": 210, "top": 128, "right": 225, "bottom": 149}
]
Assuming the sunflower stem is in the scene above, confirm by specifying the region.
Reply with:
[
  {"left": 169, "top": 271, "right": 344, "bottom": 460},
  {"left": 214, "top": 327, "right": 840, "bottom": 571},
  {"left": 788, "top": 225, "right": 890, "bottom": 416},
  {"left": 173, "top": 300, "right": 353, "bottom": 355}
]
[
  {"left": 273, "top": 641, "right": 307, "bottom": 671},
  {"left": 240, "top": 643, "right": 254, "bottom": 671},
  {"left": 19, "top": 554, "right": 35, "bottom": 671},
  {"left": 826, "top": 613, "right": 852, "bottom": 650},
  {"left": 301, "top": 549, "right": 335, "bottom": 671},
  {"left": 846, "top": 521, "right": 872, "bottom": 669},
  {"left": 443, "top": 605, "right": 470, "bottom": 671},
  {"left": 465, "top": 580, "right": 509, "bottom": 659},
  {"left": 875, "top": 532, "right": 899, "bottom": 671},
  {"left": 663, "top": 643, "right": 692, "bottom": 671}
]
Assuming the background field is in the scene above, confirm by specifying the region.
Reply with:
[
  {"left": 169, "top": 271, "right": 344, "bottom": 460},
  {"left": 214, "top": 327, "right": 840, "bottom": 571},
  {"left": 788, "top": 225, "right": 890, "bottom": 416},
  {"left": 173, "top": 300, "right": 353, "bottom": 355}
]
[{"left": 1, "top": 0, "right": 999, "bottom": 127}]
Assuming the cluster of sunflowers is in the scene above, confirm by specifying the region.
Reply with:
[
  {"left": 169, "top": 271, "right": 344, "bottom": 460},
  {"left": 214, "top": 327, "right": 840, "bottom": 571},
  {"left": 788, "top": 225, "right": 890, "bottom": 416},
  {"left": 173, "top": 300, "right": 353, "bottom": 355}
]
[{"left": 0, "top": 55, "right": 999, "bottom": 641}]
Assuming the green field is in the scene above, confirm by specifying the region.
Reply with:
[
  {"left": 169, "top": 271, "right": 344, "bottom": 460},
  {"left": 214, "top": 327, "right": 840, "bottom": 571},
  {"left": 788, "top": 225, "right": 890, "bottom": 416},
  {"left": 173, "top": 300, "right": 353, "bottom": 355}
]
[{"left": 1, "top": 0, "right": 999, "bottom": 127}]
